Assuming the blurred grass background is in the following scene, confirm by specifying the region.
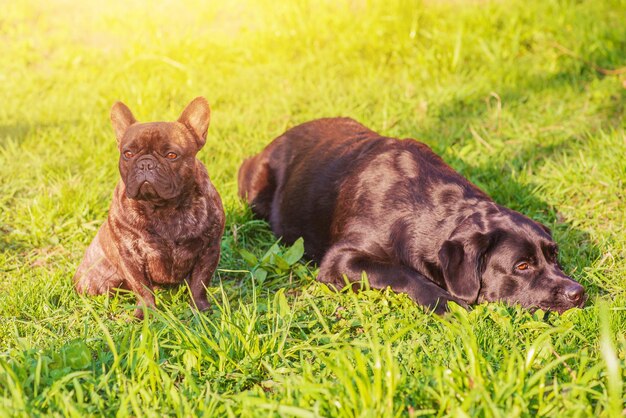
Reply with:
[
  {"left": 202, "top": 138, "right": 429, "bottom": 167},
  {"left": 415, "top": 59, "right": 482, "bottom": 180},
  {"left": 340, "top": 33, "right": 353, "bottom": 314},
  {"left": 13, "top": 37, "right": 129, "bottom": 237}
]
[{"left": 0, "top": 0, "right": 625, "bottom": 416}]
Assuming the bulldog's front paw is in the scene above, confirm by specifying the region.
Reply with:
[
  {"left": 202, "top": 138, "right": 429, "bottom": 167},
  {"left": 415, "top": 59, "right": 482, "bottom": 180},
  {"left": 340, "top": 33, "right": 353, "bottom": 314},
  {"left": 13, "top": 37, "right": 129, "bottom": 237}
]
[{"left": 192, "top": 296, "right": 211, "bottom": 312}]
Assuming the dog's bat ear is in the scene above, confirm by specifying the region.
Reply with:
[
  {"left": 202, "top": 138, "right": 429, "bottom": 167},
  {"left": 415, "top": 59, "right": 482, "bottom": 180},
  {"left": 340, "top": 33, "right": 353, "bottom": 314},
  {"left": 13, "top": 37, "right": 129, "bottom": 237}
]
[
  {"left": 178, "top": 97, "right": 211, "bottom": 149},
  {"left": 110, "top": 102, "right": 137, "bottom": 144},
  {"left": 438, "top": 233, "right": 492, "bottom": 304}
]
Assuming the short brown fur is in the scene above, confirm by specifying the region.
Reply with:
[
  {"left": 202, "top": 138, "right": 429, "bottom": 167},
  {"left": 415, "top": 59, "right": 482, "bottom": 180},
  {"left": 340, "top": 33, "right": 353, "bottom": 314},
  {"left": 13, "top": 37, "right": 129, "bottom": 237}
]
[{"left": 74, "top": 98, "right": 225, "bottom": 318}]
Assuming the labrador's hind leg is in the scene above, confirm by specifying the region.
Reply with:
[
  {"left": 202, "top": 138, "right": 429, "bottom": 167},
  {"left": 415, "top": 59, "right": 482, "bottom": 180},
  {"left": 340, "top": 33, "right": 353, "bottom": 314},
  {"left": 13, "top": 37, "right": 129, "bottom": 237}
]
[{"left": 238, "top": 153, "right": 276, "bottom": 221}]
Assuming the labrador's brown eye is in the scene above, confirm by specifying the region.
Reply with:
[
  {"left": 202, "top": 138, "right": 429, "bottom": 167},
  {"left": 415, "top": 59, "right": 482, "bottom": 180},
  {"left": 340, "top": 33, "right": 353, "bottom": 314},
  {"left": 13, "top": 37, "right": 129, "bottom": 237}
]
[
  {"left": 123, "top": 150, "right": 134, "bottom": 158},
  {"left": 166, "top": 152, "right": 178, "bottom": 160},
  {"left": 516, "top": 262, "right": 529, "bottom": 271}
]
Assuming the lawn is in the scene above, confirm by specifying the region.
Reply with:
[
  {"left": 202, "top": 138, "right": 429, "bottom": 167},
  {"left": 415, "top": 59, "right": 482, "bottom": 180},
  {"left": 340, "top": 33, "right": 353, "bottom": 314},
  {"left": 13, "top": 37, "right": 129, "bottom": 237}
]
[{"left": 1, "top": 0, "right": 625, "bottom": 416}]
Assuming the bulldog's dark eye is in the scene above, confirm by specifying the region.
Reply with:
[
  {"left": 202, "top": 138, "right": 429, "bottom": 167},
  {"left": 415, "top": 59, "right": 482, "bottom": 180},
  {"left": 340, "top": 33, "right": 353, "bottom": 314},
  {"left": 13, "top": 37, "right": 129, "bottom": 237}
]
[
  {"left": 515, "top": 262, "right": 530, "bottom": 271},
  {"left": 123, "top": 150, "right": 134, "bottom": 158},
  {"left": 166, "top": 152, "right": 178, "bottom": 160}
]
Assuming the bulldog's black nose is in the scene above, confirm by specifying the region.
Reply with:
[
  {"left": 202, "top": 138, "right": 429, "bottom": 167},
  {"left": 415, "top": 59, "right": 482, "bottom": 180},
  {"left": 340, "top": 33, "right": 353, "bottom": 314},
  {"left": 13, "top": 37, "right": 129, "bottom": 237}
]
[
  {"left": 137, "top": 156, "right": 156, "bottom": 171},
  {"left": 564, "top": 284, "right": 585, "bottom": 305}
]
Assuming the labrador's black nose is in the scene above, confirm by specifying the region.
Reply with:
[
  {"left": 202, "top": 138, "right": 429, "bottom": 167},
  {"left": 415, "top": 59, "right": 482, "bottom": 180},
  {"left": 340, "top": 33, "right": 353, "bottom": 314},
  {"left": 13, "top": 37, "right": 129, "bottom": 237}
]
[{"left": 564, "top": 284, "right": 585, "bottom": 305}]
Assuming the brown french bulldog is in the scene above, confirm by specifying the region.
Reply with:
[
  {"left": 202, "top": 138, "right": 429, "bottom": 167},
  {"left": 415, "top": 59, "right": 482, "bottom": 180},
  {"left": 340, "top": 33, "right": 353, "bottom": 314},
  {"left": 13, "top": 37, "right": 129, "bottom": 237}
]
[{"left": 74, "top": 97, "right": 225, "bottom": 318}]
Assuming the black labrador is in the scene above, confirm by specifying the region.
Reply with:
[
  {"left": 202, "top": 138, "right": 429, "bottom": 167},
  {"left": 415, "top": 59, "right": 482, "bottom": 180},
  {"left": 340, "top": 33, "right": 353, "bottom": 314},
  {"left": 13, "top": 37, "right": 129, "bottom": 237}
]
[{"left": 238, "top": 118, "right": 586, "bottom": 314}]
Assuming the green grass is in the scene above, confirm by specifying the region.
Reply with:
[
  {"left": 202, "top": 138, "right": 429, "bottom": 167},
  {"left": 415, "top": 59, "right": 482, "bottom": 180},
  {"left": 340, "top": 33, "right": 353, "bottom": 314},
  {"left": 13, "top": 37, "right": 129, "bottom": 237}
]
[{"left": 1, "top": 0, "right": 625, "bottom": 416}]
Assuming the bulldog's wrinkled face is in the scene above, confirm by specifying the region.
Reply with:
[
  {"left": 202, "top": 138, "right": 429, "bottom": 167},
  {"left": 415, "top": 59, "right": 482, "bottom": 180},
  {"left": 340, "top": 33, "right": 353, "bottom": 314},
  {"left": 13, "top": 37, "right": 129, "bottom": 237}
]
[
  {"left": 110, "top": 98, "right": 210, "bottom": 202},
  {"left": 118, "top": 122, "right": 197, "bottom": 201}
]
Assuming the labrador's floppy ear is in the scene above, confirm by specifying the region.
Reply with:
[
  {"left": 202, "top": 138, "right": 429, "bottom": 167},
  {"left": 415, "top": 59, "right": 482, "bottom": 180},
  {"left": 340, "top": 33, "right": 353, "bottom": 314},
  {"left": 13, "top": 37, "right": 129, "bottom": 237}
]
[
  {"left": 110, "top": 101, "right": 137, "bottom": 145},
  {"left": 438, "top": 233, "right": 493, "bottom": 304},
  {"left": 538, "top": 222, "right": 553, "bottom": 238},
  {"left": 178, "top": 97, "right": 211, "bottom": 149}
]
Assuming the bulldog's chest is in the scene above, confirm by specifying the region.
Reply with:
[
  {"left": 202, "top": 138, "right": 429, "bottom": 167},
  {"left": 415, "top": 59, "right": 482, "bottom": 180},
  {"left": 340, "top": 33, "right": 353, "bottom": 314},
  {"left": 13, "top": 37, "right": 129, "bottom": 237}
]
[
  {"left": 140, "top": 220, "right": 208, "bottom": 284},
  {"left": 116, "top": 187, "right": 217, "bottom": 284}
]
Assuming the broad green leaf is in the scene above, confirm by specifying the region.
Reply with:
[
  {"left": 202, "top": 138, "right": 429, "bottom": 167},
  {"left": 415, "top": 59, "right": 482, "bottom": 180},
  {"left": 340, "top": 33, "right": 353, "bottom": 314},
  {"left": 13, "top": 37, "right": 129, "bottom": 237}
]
[
  {"left": 239, "top": 249, "right": 258, "bottom": 266},
  {"left": 261, "top": 241, "right": 282, "bottom": 263},
  {"left": 62, "top": 340, "right": 91, "bottom": 370},
  {"left": 271, "top": 254, "right": 290, "bottom": 272},
  {"left": 275, "top": 289, "right": 290, "bottom": 317},
  {"left": 253, "top": 268, "right": 268, "bottom": 284},
  {"left": 283, "top": 238, "right": 305, "bottom": 265}
]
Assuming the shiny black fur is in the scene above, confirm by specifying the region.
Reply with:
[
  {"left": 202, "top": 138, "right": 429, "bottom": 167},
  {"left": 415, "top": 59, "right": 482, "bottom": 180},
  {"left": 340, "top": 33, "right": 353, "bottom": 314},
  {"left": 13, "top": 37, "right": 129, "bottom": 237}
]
[{"left": 239, "top": 118, "right": 586, "bottom": 314}]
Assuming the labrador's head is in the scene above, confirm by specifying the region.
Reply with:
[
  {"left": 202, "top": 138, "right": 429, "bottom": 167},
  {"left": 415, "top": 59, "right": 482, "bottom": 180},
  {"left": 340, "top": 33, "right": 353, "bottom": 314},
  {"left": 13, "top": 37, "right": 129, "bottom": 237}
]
[{"left": 438, "top": 206, "right": 586, "bottom": 313}]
